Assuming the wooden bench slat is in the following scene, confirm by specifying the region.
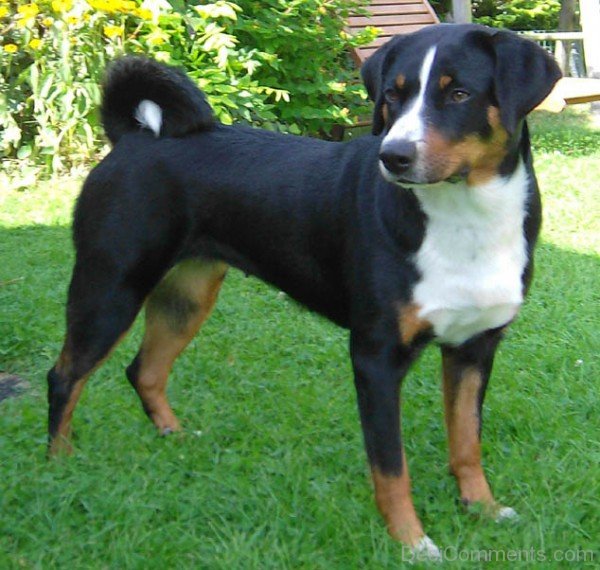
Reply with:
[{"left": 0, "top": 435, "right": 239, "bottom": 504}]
[
  {"left": 369, "top": 0, "right": 429, "bottom": 4},
  {"left": 353, "top": 25, "right": 433, "bottom": 57},
  {"left": 348, "top": 1, "right": 440, "bottom": 66},
  {"left": 358, "top": 22, "right": 437, "bottom": 36},
  {"left": 366, "top": 4, "right": 428, "bottom": 15},
  {"left": 348, "top": 13, "right": 436, "bottom": 27}
]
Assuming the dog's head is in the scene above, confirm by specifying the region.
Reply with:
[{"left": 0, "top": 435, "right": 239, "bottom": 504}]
[{"left": 361, "top": 24, "right": 561, "bottom": 186}]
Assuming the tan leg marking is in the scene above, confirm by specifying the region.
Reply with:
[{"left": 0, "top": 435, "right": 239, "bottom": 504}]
[
  {"left": 134, "top": 260, "right": 227, "bottom": 433},
  {"left": 49, "top": 331, "right": 128, "bottom": 456},
  {"left": 372, "top": 451, "right": 425, "bottom": 546},
  {"left": 442, "top": 362, "right": 495, "bottom": 508},
  {"left": 398, "top": 303, "right": 431, "bottom": 346},
  {"left": 49, "top": 372, "right": 87, "bottom": 456}
]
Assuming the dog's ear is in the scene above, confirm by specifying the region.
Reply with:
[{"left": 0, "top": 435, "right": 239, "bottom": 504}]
[
  {"left": 361, "top": 39, "right": 398, "bottom": 135},
  {"left": 489, "top": 30, "right": 562, "bottom": 133}
]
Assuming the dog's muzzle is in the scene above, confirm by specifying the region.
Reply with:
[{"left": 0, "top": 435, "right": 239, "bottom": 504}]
[{"left": 379, "top": 140, "right": 416, "bottom": 177}]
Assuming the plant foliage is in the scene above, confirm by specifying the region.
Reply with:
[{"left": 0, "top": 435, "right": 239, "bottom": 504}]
[
  {"left": 430, "top": 0, "right": 561, "bottom": 30},
  {"left": 0, "top": 0, "right": 375, "bottom": 172}
]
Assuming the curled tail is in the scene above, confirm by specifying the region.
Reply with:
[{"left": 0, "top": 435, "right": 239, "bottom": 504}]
[{"left": 101, "top": 56, "right": 215, "bottom": 145}]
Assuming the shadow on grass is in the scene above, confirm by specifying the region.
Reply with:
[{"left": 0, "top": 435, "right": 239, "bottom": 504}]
[
  {"left": 0, "top": 224, "right": 73, "bottom": 376},
  {"left": 529, "top": 107, "right": 600, "bottom": 157}
]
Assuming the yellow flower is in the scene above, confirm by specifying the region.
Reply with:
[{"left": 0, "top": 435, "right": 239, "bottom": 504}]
[
  {"left": 89, "top": 0, "right": 123, "bottom": 13},
  {"left": 122, "top": 0, "right": 136, "bottom": 11},
  {"left": 66, "top": 15, "right": 78, "bottom": 25},
  {"left": 0, "top": 6, "right": 8, "bottom": 18},
  {"left": 28, "top": 38, "right": 43, "bottom": 49},
  {"left": 134, "top": 7, "right": 152, "bottom": 20},
  {"left": 145, "top": 29, "right": 168, "bottom": 46},
  {"left": 4, "top": 43, "right": 18, "bottom": 53},
  {"left": 103, "top": 24, "right": 123, "bottom": 38},
  {"left": 42, "top": 16, "right": 54, "bottom": 26},
  {"left": 51, "top": 0, "right": 72, "bottom": 13},
  {"left": 17, "top": 2, "right": 39, "bottom": 27},
  {"left": 17, "top": 3, "right": 39, "bottom": 17}
]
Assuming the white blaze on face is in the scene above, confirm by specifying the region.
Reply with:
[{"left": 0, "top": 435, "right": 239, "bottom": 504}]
[{"left": 382, "top": 46, "right": 437, "bottom": 147}]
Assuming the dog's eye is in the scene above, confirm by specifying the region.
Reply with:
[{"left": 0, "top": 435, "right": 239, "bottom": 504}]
[
  {"left": 384, "top": 89, "right": 400, "bottom": 104},
  {"left": 450, "top": 89, "right": 470, "bottom": 103}
]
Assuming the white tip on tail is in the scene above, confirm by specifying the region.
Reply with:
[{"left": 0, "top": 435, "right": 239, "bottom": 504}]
[{"left": 135, "top": 99, "right": 162, "bottom": 137}]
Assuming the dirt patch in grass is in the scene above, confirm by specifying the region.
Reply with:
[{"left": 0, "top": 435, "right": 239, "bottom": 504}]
[{"left": 0, "top": 374, "right": 29, "bottom": 402}]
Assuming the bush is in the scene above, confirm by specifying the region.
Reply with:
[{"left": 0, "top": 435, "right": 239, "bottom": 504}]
[
  {"left": 0, "top": 0, "right": 374, "bottom": 173},
  {"left": 430, "top": 0, "right": 561, "bottom": 31},
  {"left": 472, "top": 0, "right": 561, "bottom": 31}
]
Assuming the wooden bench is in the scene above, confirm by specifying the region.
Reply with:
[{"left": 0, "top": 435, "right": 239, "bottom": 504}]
[
  {"left": 538, "top": 77, "right": 600, "bottom": 111},
  {"left": 348, "top": 0, "right": 439, "bottom": 64}
]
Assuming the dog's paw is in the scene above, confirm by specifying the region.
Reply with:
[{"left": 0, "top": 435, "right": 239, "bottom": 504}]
[
  {"left": 409, "top": 535, "right": 443, "bottom": 564},
  {"left": 494, "top": 506, "right": 519, "bottom": 522},
  {"left": 461, "top": 499, "right": 518, "bottom": 523}
]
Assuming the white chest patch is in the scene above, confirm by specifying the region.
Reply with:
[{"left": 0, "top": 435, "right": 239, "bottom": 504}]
[{"left": 412, "top": 163, "right": 529, "bottom": 346}]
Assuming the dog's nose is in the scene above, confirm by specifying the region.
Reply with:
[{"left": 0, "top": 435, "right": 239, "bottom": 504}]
[{"left": 379, "top": 141, "right": 416, "bottom": 175}]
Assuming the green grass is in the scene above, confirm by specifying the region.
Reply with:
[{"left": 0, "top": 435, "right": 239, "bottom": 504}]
[{"left": 1, "top": 109, "right": 598, "bottom": 568}]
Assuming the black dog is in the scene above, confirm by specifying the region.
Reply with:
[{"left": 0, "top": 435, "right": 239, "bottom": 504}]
[{"left": 47, "top": 24, "right": 560, "bottom": 558}]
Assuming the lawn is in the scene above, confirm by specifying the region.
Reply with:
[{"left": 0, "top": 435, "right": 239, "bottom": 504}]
[{"left": 0, "top": 109, "right": 598, "bottom": 569}]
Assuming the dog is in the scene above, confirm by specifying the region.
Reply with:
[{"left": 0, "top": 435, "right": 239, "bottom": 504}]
[{"left": 47, "top": 24, "right": 561, "bottom": 559}]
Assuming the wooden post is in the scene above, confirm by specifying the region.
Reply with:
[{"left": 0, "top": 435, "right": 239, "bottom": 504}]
[
  {"left": 556, "top": 0, "right": 577, "bottom": 75},
  {"left": 452, "top": 0, "right": 472, "bottom": 24},
  {"left": 580, "top": 0, "right": 600, "bottom": 78}
]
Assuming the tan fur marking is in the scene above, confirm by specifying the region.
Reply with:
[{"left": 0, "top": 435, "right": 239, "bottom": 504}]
[
  {"left": 55, "top": 346, "right": 72, "bottom": 377},
  {"left": 49, "top": 330, "right": 131, "bottom": 456},
  {"left": 382, "top": 102, "right": 389, "bottom": 124},
  {"left": 372, "top": 457, "right": 424, "bottom": 545},
  {"left": 398, "top": 303, "right": 431, "bottom": 345},
  {"left": 395, "top": 73, "right": 406, "bottom": 90},
  {"left": 487, "top": 105, "right": 502, "bottom": 129},
  {"left": 439, "top": 75, "right": 452, "bottom": 89},
  {"left": 49, "top": 377, "right": 87, "bottom": 456},
  {"left": 134, "top": 260, "right": 227, "bottom": 433},
  {"left": 424, "top": 114, "right": 509, "bottom": 186},
  {"left": 442, "top": 363, "right": 495, "bottom": 507}
]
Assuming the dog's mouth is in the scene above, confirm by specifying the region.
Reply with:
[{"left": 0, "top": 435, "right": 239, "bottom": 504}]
[{"left": 379, "top": 161, "right": 468, "bottom": 187}]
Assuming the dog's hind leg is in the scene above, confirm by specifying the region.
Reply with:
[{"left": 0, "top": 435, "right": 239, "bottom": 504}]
[
  {"left": 47, "top": 260, "right": 155, "bottom": 456},
  {"left": 442, "top": 329, "right": 517, "bottom": 521},
  {"left": 126, "top": 259, "right": 228, "bottom": 435}
]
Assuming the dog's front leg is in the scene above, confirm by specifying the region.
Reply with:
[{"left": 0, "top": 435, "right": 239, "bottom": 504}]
[
  {"left": 441, "top": 329, "right": 517, "bottom": 521},
  {"left": 350, "top": 332, "right": 440, "bottom": 559}
]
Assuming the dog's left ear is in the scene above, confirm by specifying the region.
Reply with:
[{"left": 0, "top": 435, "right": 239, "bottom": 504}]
[
  {"left": 489, "top": 30, "right": 562, "bottom": 133},
  {"left": 361, "top": 38, "right": 399, "bottom": 135}
]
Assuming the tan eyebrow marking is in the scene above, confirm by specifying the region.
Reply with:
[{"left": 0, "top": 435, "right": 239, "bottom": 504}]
[
  {"left": 395, "top": 74, "right": 406, "bottom": 89},
  {"left": 439, "top": 75, "right": 452, "bottom": 89}
]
